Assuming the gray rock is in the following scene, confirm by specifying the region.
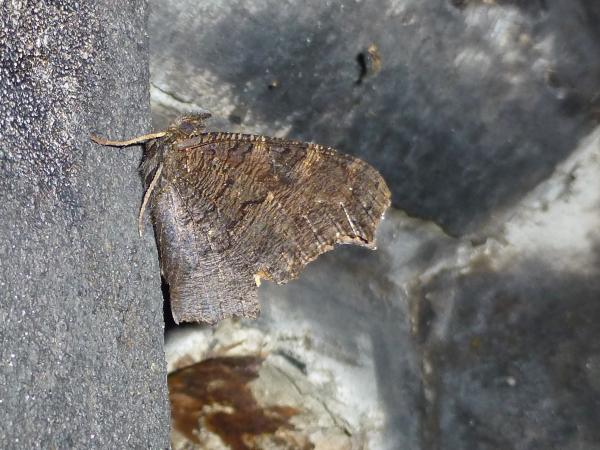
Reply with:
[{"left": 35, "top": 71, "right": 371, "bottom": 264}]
[{"left": 0, "top": 2, "right": 169, "bottom": 448}]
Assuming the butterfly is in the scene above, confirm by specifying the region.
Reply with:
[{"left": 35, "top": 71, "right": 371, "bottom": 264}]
[{"left": 92, "top": 113, "right": 390, "bottom": 324}]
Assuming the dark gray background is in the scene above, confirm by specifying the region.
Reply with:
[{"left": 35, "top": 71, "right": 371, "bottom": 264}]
[{"left": 150, "top": 0, "right": 600, "bottom": 235}]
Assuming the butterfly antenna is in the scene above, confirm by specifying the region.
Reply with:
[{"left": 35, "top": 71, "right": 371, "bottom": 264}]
[
  {"left": 138, "top": 164, "right": 163, "bottom": 237},
  {"left": 90, "top": 131, "right": 167, "bottom": 147}
]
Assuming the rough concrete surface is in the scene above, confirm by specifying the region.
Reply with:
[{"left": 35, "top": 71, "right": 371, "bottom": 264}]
[
  {"left": 150, "top": 0, "right": 600, "bottom": 449},
  {"left": 0, "top": 2, "right": 169, "bottom": 448}
]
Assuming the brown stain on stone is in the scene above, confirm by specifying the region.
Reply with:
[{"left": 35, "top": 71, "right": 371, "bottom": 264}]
[{"left": 168, "top": 356, "right": 302, "bottom": 450}]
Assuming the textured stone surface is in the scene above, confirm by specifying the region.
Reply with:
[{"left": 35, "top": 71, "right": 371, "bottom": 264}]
[
  {"left": 150, "top": 0, "right": 600, "bottom": 449},
  {"left": 0, "top": 2, "right": 169, "bottom": 448}
]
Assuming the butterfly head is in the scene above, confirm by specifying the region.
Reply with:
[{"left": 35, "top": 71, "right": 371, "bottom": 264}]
[{"left": 169, "top": 112, "right": 212, "bottom": 138}]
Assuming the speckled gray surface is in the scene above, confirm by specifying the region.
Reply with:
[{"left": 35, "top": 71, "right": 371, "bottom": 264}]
[
  {"left": 150, "top": 1, "right": 600, "bottom": 449},
  {"left": 0, "top": 2, "right": 169, "bottom": 448}
]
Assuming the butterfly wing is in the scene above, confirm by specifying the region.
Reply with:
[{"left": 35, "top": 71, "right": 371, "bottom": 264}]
[{"left": 153, "top": 133, "right": 390, "bottom": 324}]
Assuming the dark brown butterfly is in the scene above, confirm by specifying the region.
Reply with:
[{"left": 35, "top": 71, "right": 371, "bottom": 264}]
[{"left": 92, "top": 114, "right": 390, "bottom": 324}]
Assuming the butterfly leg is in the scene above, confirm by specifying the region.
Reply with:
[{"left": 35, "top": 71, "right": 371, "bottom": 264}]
[{"left": 138, "top": 164, "right": 163, "bottom": 237}]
